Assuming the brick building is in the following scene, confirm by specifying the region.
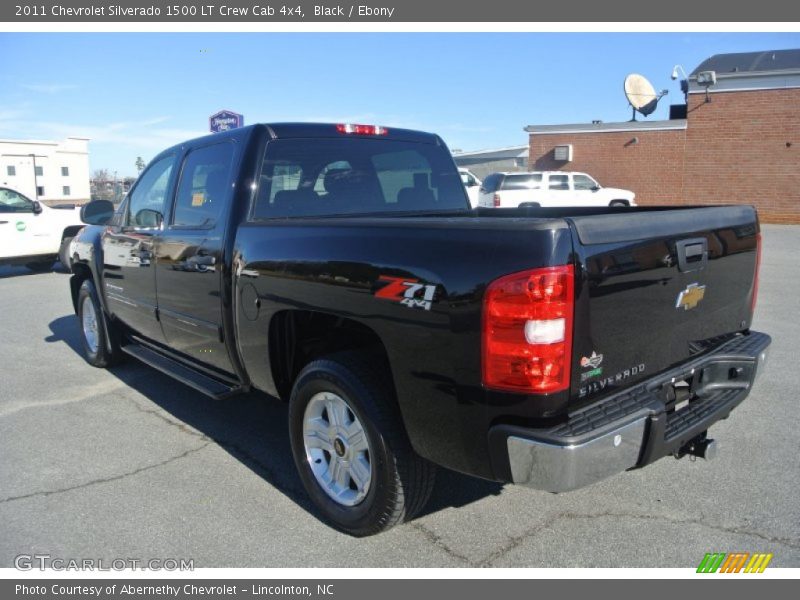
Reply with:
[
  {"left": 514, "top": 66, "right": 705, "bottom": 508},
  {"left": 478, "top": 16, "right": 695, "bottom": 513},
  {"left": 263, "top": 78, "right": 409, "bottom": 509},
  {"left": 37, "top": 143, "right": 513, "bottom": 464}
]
[{"left": 526, "top": 49, "right": 800, "bottom": 223}]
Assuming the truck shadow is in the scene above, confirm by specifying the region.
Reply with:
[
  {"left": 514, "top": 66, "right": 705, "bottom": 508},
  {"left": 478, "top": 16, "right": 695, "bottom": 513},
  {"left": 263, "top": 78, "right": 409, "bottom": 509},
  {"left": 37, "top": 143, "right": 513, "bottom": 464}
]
[{"left": 46, "top": 315, "right": 504, "bottom": 526}]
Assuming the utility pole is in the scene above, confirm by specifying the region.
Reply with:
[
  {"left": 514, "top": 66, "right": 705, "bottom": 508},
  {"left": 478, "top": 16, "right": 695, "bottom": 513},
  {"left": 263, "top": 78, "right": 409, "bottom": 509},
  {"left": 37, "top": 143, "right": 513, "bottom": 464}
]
[{"left": 29, "top": 153, "right": 39, "bottom": 201}]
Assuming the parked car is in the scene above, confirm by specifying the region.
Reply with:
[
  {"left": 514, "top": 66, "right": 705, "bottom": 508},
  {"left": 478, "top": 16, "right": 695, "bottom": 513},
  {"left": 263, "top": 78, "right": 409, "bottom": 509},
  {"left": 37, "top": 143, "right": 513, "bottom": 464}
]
[
  {"left": 478, "top": 171, "right": 636, "bottom": 208},
  {"left": 69, "top": 123, "right": 768, "bottom": 536},
  {"left": 458, "top": 167, "right": 482, "bottom": 208},
  {"left": 0, "top": 186, "right": 84, "bottom": 271}
]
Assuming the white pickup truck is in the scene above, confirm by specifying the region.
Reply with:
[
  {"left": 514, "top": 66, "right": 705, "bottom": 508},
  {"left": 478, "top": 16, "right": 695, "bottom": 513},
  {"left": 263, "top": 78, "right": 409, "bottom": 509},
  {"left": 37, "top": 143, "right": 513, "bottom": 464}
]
[
  {"left": 0, "top": 186, "right": 84, "bottom": 271},
  {"left": 478, "top": 171, "right": 636, "bottom": 209}
]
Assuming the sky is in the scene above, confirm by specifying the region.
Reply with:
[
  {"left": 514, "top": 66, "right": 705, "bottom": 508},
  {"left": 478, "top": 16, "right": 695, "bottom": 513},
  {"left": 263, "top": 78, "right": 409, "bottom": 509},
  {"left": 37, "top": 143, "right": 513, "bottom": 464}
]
[{"left": 1, "top": 32, "right": 798, "bottom": 176}]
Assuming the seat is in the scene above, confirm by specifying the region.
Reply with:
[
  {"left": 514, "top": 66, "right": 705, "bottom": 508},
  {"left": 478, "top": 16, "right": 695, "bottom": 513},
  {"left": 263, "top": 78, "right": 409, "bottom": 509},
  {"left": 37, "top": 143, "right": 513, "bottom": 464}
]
[
  {"left": 397, "top": 172, "right": 436, "bottom": 210},
  {"left": 324, "top": 168, "right": 382, "bottom": 213},
  {"left": 271, "top": 188, "right": 322, "bottom": 217}
]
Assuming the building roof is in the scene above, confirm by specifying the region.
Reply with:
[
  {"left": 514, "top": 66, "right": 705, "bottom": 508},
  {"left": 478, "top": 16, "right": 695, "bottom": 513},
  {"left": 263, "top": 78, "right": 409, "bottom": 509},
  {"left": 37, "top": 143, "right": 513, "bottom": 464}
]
[
  {"left": 690, "top": 49, "right": 800, "bottom": 76},
  {"left": 451, "top": 145, "right": 528, "bottom": 160},
  {"left": 525, "top": 120, "right": 687, "bottom": 134},
  {"left": 688, "top": 48, "right": 800, "bottom": 94}
]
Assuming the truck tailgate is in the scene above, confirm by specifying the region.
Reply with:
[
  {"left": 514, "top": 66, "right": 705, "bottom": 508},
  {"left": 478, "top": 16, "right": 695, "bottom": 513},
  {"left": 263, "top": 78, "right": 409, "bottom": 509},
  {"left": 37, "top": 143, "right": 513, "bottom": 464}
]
[{"left": 568, "top": 206, "right": 759, "bottom": 404}]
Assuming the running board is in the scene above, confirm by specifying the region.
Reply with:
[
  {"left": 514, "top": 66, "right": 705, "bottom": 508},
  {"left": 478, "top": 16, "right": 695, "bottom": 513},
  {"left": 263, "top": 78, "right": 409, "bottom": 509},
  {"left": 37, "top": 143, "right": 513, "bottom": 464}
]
[{"left": 121, "top": 343, "right": 242, "bottom": 400}]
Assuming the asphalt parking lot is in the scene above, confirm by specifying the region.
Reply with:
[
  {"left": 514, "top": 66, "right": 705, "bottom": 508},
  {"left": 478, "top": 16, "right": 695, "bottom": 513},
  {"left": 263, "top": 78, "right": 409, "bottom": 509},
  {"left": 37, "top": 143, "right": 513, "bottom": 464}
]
[{"left": 1, "top": 224, "right": 798, "bottom": 568}]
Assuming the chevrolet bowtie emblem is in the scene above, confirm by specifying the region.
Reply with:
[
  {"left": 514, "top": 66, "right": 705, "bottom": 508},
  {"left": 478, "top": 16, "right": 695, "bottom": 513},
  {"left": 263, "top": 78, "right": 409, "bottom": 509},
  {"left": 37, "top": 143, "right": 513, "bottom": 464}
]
[{"left": 676, "top": 283, "right": 706, "bottom": 310}]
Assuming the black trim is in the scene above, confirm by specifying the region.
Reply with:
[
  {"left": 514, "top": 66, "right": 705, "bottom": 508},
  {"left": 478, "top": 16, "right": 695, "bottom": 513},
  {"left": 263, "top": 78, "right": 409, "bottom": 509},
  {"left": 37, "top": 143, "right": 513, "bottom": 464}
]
[{"left": 568, "top": 205, "right": 757, "bottom": 245}]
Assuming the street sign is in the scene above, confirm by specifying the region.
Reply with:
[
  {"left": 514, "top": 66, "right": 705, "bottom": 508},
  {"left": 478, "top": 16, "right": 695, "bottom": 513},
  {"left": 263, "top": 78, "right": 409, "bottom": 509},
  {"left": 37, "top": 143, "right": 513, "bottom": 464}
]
[{"left": 209, "top": 110, "right": 244, "bottom": 133}]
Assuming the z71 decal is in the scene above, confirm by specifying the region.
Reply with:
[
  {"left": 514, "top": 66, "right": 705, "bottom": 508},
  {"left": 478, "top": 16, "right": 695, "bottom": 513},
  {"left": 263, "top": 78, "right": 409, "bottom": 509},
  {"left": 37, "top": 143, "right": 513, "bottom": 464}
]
[{"left": 375, "top": 276, "right": 437, "bottom": 311}]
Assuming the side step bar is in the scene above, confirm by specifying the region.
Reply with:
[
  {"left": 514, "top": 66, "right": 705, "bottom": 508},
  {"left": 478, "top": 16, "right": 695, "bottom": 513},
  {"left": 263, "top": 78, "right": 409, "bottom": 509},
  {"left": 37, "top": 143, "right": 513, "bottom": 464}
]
[{"left": 121, "top": 343, "right": 242, "bottom": 400}]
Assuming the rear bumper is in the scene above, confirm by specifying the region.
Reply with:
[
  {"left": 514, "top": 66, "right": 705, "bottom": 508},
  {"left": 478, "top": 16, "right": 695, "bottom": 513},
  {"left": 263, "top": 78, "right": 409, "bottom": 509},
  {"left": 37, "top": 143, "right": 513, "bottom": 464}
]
[{"left": 488, "top": 331, "right": 771, "bottom": 492}]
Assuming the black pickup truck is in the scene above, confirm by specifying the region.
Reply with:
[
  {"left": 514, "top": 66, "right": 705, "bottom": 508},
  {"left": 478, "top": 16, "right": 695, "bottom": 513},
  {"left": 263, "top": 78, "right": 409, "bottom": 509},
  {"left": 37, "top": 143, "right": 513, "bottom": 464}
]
[{"left": 69, "top": 123, "right": 770, "bottom": 536}]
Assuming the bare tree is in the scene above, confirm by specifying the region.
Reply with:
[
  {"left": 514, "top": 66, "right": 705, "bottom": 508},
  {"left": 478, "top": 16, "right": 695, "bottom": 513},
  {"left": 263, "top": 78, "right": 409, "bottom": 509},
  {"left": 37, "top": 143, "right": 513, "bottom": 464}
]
[
  {"left": 135, "top": 157, "right": 146, "bottom": 173},
  {"left": 92, "top": 168, "right": 110, "bottom": 181}
]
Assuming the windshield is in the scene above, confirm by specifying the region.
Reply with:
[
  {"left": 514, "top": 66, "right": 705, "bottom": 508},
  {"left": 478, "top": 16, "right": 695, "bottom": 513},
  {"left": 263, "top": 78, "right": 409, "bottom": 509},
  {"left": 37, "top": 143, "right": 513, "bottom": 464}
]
[{"left": 252, "top": 138, "right": 468, "bottom": 219}]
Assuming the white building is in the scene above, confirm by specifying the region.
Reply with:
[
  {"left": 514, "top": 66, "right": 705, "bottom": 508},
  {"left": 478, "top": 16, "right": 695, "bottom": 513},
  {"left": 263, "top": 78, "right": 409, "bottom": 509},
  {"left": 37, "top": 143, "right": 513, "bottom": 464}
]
[{"left": 0, "top": 137, "right": 90, "bottom": 204}]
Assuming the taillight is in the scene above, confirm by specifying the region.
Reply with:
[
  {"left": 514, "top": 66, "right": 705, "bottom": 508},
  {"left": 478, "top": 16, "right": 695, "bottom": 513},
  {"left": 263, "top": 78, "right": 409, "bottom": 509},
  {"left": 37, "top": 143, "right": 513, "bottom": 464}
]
[
  {"left": 336, "top": 123, "right": 388, "bottom": 135},
  {"left": 751, "top": 232, "right": 762, "bottom": 314},
  {"left": 482, "top": 265, "right": 575, "bottom": 394},
  {"left": 493, "top": 194, "right": 501, "bottom": 207}
]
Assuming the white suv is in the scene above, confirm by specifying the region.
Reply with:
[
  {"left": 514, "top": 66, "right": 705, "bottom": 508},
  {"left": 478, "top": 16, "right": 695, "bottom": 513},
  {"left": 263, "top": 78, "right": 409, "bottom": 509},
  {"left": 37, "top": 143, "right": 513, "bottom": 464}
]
[
  {"left": 478, "top": 171, "right": 636, "bottom": 209},
  {"left": 458, "top": 168, "right": 482, "bottom": 208},
  {"left": 0, "top": 187, "right": 85, "bottom": 271}
]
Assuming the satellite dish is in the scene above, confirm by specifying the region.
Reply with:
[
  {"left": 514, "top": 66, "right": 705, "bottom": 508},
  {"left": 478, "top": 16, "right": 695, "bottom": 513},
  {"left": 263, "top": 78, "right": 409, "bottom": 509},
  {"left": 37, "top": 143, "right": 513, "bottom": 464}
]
[{"left": 624, "top": 73, "right": 668, "bottom": 120}]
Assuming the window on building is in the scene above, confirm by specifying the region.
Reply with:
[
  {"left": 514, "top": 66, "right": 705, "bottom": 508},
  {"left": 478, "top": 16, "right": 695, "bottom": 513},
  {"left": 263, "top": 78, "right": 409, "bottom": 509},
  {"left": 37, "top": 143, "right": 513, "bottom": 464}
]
[
  {"left": 61, "top": 166, "right": 69, "bottom": 176},
  {"left": 63, "top": 186, "right": 71, "bottom": 196},
  {"left": 34, "top": 166, "right": 43, "bottom": 177},
  {"left": 6, "top": 166, "right": 16, "bottom": 176},
  {"left": 514, "top": 157, "right": 527, "bottom": 168},
  {"left": 548, "top": 175, "right": 569, "bottom": 191},
  {"left": 36, "top": 186, "right": 45, "bottom": 197}
]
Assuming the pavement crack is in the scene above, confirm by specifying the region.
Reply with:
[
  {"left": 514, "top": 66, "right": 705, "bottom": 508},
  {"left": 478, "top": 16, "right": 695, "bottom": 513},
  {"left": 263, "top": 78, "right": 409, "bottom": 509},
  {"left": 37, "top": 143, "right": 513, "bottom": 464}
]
[
  {"left": 0, "top": 442, "right": 211, "bottom": 505},
  {"left": 409, "top": 522, "right": 476, "bottom": 566},
  {"left": 126, "top": 397, "right": 308, "bottom": 500},
  {"left": 480, "top": 510, "right": 800, "bottom": 566},
  {"left": 127, "top": 399, "right": 212, "bottom": 442}
]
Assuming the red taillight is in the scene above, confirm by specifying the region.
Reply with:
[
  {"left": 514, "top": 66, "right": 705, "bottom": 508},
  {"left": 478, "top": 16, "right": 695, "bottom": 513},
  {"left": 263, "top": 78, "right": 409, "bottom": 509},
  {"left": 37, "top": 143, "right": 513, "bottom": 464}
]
[
  {"left": 493, "top": 193, "right": 501, "bottom": 207},
  {"left": 751, "top": 232, "right": 762, "bottom": 313},
  {"left": 336, "top": 123, "right": 388, "bottom": 136},
  {"left": 482, "top": 265, "right": 575, "bottom": 394}
]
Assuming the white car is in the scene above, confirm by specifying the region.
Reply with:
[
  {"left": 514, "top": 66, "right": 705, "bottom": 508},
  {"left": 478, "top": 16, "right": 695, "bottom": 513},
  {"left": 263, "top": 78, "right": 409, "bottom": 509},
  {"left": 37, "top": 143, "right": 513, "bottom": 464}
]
[
  {"left": 0, "top": 186, "right": 85, "bottom": 271},
  {"left": 478, "top": 171, "right": 636, "bottom": 209},
  {"left": 458, "top": 168, "right": 482, "bottom": 208}
]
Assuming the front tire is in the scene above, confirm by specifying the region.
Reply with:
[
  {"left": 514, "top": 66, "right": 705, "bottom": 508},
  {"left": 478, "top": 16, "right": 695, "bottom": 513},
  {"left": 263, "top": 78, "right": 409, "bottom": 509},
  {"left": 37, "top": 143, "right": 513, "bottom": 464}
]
[
  {"left": 77, "top": 279, "right": 122, "bottom": 368},
  {"left": 609, "top": 200, "right": 629, "bottom": 207},
  {"left": 288, "top": 352, "right": 436, "bottom": 536}
]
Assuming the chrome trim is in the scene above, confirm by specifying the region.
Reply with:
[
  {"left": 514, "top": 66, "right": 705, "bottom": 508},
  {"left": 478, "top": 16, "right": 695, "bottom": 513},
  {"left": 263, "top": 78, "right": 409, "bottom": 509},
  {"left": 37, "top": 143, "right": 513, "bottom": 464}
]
[
  {"left": 507, "top": 418, "right": 646, "bottom": 493},
  {"left": 754, "top": 345, "right": 770, "bottom": 382}
]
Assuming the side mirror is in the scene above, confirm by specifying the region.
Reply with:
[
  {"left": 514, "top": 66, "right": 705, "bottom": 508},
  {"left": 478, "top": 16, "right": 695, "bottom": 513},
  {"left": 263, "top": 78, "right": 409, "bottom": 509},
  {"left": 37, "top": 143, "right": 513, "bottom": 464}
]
[
  {"left": 591, "top": 185, "right": 601, "bottom": 192},
  {"left": 32, "top": 201, "right": 43, "bottom": 215},
  {"left": 134, "top": 208, "right": 162, "bottom": 228},
  {"left": 80, "top": 200, "right": 115, "bottom": 225}
]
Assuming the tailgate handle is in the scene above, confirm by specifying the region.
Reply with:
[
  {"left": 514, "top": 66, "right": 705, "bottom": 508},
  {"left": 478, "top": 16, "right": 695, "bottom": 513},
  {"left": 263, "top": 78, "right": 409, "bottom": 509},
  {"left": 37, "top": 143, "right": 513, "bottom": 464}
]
[{"left": 676, "top": 238, "right": 708, "bottom": 272}]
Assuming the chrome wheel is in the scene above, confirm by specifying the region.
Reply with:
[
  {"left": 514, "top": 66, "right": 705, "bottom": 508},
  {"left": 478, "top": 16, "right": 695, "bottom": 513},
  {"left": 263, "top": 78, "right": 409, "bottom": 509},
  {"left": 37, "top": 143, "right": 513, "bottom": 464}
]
[
  {"left": 303, "top": 391, "right": 372, "bottom": 507},
  {"left": 81, "top": 296, "right": 99, "bottom": 354}
]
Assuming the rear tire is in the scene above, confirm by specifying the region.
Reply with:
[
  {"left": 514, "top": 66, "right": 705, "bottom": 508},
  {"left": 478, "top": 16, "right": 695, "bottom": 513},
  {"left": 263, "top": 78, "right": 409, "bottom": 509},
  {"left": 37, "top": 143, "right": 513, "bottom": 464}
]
[
  {"left": 609, "top": 200, "right": 629, "bottom": 207},
  {"left": 288, "top": 351, "right": 436, "bottom": 536},
  {"left": 77, "top": 279, "right": 123, "bottom": 368}
]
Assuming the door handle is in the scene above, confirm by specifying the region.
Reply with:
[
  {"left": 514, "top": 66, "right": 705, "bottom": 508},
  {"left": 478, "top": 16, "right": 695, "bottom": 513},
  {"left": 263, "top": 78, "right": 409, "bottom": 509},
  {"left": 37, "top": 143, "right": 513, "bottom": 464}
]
[{"left": 676, "top": 238, "right": 708, "bottom": 273}]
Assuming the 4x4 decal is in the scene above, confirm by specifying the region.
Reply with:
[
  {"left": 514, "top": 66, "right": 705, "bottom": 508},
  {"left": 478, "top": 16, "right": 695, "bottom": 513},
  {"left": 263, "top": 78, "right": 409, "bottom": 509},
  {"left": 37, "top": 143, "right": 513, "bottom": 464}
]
[{"left": 375, "top": 276, "right": 437, "bottom": 311}]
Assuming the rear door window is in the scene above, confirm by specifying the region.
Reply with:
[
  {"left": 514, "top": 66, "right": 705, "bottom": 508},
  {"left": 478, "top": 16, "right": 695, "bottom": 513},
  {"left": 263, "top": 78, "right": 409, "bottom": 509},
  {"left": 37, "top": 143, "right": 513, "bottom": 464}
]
[
  {"left": 500, "top": 174, "right": 543, "bottom": 190},
  {"left": 481, "top": 174, "right": 501, "bottom": 192},
  {"left": 172, "top": 142, "right": 236, "bottom": 228},
  {"left": 548, "top": 174, "right": 569, "bottom": 191}
]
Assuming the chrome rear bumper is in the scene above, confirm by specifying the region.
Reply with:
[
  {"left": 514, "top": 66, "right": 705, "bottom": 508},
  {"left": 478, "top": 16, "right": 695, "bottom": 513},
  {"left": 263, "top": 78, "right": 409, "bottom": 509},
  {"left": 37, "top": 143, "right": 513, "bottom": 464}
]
[{"left": 491, "top": 331, "right": 771, "bottom": 493}]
